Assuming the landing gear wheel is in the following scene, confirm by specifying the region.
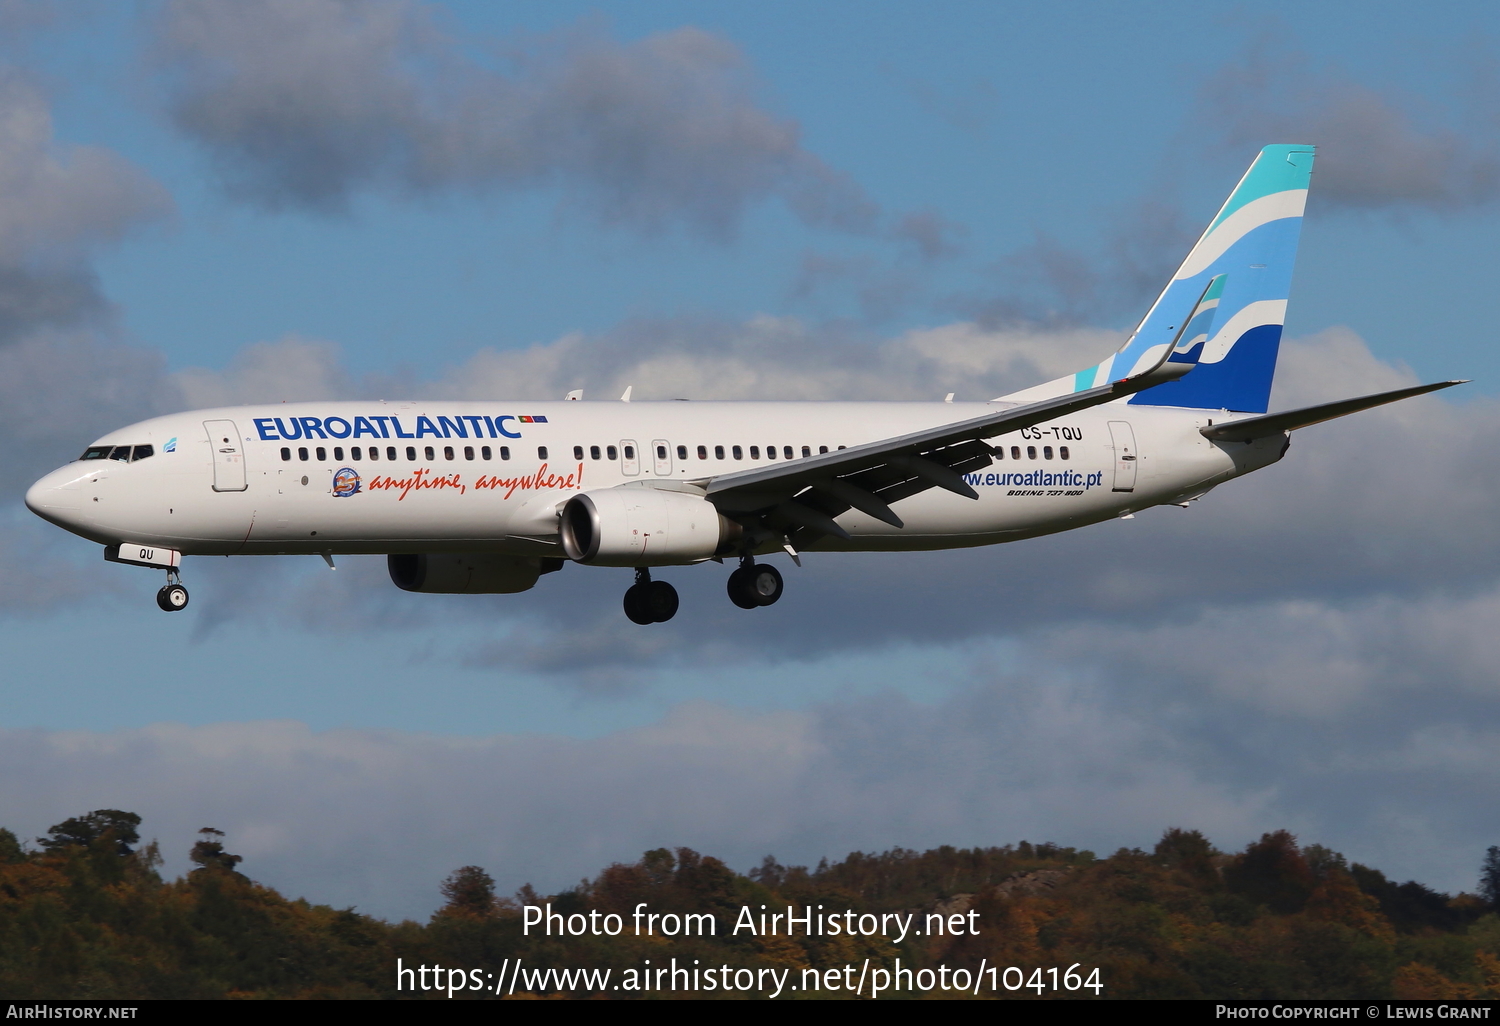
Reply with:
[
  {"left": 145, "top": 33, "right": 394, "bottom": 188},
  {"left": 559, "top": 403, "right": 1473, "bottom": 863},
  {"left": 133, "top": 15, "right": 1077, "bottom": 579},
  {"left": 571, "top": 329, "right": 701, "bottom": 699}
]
[
  {"left": 727, "top": 567, "right": 759, "bottom": 609},
  {"left": 156, "top": 584, "right": 189, "bottom": 612},
  {"left": 747, "top": 564, "right": 782, "bottom": 606},
  {"left": 728, "top": 563, "right": 782, "bottom": 608},
  {"left": 623, "top": 579, "right": 678, "bottom": 624},
  {"left": 623, "top": 584, "right": 653, "bottom": 625},
  {"left": 644, "top": 580, "right": 678, "bottom": 622}
]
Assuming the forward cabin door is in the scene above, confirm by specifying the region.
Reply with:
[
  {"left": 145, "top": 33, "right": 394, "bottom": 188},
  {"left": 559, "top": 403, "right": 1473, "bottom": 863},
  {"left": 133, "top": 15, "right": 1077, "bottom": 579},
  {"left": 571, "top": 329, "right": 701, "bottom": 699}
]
[
  {"left": 1108, "top": 420, "right": 1138, "bottom": 493},
  {"left": 204, "top": 420, "right": 248, "bottom": 492}
]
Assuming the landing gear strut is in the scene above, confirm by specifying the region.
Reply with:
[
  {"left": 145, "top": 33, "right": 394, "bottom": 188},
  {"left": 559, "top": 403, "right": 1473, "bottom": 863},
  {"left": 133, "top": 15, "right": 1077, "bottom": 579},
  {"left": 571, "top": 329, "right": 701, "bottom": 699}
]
[
  {"left": 623, "top": 568, "right": 678, "bottom": 625},
  {"left": 156, "top": 569, "right": 189, "bottom": 612},
  {"left": 727, "top": 558, "right": 783, "bottom": 609}
]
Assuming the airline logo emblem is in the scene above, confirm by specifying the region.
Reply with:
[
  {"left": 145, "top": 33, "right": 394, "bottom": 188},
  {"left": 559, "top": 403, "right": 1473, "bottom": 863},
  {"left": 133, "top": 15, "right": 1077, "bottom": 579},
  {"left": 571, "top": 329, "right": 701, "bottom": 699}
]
[
  {"left": 164, "top": 437, "right": 177, "bottom": 452},
  {"left": 332, "top": 467, "right": 362, "bottom": 497}
]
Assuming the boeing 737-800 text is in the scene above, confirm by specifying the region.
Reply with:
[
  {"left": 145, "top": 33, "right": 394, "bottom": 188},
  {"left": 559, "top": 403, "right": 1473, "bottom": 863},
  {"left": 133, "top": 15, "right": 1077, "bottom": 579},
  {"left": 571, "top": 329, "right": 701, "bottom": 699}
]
[{"left": 25, "top": 145, "right": 1464, "bottom": 623}]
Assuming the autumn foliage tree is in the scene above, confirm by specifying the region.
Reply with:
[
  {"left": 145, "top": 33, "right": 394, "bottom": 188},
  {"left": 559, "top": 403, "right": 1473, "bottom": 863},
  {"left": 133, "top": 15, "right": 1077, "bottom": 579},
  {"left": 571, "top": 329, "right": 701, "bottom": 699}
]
[{"left": 2, "top": 809, "right": 1498, "bottom": 1000}]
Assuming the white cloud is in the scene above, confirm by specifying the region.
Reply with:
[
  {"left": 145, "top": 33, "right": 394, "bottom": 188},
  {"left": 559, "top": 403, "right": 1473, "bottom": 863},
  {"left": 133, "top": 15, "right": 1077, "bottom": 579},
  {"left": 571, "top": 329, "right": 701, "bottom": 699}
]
[
  {"left": 1201, "top": 44, "right": 1500, "bottom": 213},
  {"left": 0, "top": 72, "right": 171, "bottom": 343},
  {"left": 152, "top": 0, "right": 876, "bottom": 239}
]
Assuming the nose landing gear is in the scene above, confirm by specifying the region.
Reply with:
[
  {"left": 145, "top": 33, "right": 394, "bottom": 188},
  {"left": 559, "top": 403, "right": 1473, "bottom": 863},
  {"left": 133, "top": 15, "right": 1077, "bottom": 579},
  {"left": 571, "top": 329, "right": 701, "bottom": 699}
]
[
  {"left": 727, "top": 559, "right": 783, "bottom": 609},
  {"left": 623, "top": 568, "right": 678, "bottom": 624},
  {"left": 156, "top": 570, "right": 189, "bottom": 612}
]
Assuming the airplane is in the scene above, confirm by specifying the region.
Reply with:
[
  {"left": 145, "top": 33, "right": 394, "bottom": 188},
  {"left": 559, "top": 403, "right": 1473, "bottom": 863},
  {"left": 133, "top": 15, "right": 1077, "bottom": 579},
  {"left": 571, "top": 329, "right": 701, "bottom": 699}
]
[{"left": 25, "top": 144, "right": 1464, "bottom": 624}]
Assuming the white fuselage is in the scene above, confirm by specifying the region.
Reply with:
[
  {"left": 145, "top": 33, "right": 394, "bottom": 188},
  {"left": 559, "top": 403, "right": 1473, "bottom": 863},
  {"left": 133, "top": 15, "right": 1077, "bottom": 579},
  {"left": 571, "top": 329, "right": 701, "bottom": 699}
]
[{"left": 25, "top": 399, "right": 1285, "bottom": 562}]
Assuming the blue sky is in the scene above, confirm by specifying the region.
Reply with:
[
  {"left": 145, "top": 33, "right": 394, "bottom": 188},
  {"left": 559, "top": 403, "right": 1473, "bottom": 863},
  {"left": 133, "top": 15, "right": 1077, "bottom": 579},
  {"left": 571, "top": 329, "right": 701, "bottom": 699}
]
[{"left": 2, "top": 0, "right": 1499, "bottom": 921}]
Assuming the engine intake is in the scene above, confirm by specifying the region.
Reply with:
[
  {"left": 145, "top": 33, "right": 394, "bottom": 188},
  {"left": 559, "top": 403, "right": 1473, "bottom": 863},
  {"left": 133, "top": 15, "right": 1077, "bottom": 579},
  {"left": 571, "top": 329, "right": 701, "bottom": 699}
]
[
  {"left": 560, "top": 488, "right": 740, "bottom": 566},
  {"left": 388, "top": 553, "right": 562, "bottom": 594}
]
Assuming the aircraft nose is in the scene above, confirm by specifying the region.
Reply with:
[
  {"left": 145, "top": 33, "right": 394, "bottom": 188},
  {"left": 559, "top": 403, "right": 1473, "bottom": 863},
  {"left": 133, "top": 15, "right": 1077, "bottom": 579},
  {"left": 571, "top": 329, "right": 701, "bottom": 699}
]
[{"left": 25, "top": 465, "right": 90, "bottom": 530}]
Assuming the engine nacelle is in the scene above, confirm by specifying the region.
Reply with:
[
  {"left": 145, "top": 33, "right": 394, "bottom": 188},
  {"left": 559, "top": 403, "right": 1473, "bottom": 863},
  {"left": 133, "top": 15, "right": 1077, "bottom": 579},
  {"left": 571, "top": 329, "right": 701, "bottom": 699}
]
[
  {"left": 559, "top": 488, "right": 739, "bottom": 566},
  {"left": 388, "top": 553, "right": 560, "bottom": 594}
]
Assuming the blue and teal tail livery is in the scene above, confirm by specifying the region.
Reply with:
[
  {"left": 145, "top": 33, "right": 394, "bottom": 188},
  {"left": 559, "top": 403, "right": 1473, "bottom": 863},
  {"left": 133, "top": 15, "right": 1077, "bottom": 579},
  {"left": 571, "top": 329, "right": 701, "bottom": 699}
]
[{"left": 1000, "top": 145, "right": 1314, "bottom": 413}]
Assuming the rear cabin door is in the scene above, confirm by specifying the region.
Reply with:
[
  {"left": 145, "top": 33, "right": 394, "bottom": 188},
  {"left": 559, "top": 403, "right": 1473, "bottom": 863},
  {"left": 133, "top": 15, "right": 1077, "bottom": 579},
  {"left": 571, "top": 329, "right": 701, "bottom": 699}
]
[
  {"left": 204, "top": 420, "right": 248, "bottom": 492},
  {"left": 1108, "top": 420, "right": 1138, "bottom": 493}
]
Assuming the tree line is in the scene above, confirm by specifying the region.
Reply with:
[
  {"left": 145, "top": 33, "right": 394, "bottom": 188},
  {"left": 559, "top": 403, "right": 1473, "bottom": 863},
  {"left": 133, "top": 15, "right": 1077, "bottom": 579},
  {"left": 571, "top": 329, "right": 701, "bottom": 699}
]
[{"left": 1, "top": 811, "right": 1497, "bottom": 999}]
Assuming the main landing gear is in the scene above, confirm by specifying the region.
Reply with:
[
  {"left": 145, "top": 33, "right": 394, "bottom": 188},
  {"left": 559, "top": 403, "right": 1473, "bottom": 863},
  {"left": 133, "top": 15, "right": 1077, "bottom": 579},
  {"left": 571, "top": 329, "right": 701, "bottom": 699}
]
[
  {"left": 623, "top": 568, "right": 678, "bottom": 625},
  {"left": 727, "top": 558, "right": 782, "bottom": 610},
  {"left": 621, "top": 560, "right": 783, "bottom": 624},
  {"left": 155, "top": 570, "right": 189, "bottom": 612}
]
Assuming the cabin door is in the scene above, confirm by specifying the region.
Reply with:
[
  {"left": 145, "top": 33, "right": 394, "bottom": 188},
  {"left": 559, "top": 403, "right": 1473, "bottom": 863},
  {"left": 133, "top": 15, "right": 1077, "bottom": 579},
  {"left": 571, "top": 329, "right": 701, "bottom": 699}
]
[
  {"left": 204, "top": 420, "right": 247, "bottom": 492},
  {"left": 1108, "top": 421, "right": 1138, "bottom": 493}
]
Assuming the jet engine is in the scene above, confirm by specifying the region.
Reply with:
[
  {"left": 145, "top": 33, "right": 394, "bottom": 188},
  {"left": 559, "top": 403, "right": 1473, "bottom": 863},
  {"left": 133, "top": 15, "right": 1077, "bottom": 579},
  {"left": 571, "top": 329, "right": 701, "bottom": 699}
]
[
  {"left": 388, "top": 553, "right": 561, "bottom": 594},
  {"left": 559, "top": 487, "right": 740, "bottom": 566}
]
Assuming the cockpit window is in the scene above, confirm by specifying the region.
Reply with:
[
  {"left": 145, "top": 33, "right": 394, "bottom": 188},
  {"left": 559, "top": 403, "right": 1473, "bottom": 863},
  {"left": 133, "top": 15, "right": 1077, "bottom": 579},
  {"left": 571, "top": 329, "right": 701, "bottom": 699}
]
[{"left": 80, "top": 444, "right": 154, "bottom": 463}]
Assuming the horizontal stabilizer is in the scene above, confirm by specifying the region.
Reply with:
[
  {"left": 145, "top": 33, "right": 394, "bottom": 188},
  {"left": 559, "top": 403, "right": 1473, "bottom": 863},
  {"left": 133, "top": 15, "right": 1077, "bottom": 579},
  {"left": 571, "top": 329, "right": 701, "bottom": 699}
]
[{"left": 1200, "top": 380, "right": 1468, "bottom": 442}]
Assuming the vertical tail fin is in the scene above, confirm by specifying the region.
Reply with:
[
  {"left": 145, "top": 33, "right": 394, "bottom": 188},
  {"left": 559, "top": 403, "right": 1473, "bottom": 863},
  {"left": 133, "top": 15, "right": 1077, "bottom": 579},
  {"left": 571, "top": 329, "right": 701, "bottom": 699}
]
[{"left": 999, "top": 145, "right": 1315, "bottom": 413}]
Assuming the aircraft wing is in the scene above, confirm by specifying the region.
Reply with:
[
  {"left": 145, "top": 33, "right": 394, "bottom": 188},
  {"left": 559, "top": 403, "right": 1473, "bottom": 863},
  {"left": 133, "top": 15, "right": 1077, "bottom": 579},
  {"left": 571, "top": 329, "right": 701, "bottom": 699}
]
[
  {"left": 696, "top": 345, "right": 1193, "bottom": 546},
  {"left": 1199, "top": 380, "right": 1467, "bottom": 442}
]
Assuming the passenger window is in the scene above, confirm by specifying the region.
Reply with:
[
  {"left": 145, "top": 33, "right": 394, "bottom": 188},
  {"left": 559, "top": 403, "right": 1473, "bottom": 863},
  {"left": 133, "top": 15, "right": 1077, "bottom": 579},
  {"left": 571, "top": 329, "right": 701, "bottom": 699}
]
[
  {"left": 538, "top": 446, "right": 548, "bottom": 460},
  {"left": 819, "top": 446, "right": 828, "bottom": 454},
  {"left": 387, "top": 447, "right": 398, "bottom": 460},
  {"left": 677, "top": 445, "right": 687, "bottom": 460},
  {"left": 464, "top": 446, "right": 474, "bottom": 460},
  {"left": 1027, "top": 446, "right": 1037, "bottom": 460},
  {"left": 994, "top": 446, "right": 1004, "bottom": 460},
  {"left": 574, "top": 445, "right": 584, "bottom": 460},
  {"left": 714, "top": 445, "right": 724, "bottom": 460},
  {"left": 110, "top": 446, "right": 132, "bottom": 461},
  {"left": 732, "top": 445, "right": 742, "bottom": 460},
  {"left": 623, "top": 445, "right": 634, "bottom": 460},
  {"left": 500, "top": 446, "right": 510, "bottom": 460},
  {"left": 406, "top": 446, "right": 416, "bottom": 461},
  {"left": 697, "top": 445, "right": 707, "bottom": 460},
  {"left": 1011, "top": 446, "right": 1021, "bottom": 460},
  {"left": 80, "top": 445, "right": 112, "bottom": 461},
  {"left": 837, "top": 445, "right": 846, "bottom": 450},
  {"left": 607, "top": 445, "right": 618, "bottom": 460},
  {"left": 424, "top": 446, "right": 435, "bottom": 461},
  {"left": 281, "top": 447, "right": 291, "bottom": 461},
  {"left": 785, "top": 446, "right": 794, "bottom": 460},
  {"left": 481, "top": 446, "right": 491, "bottom": 460},
  {"left": 133, "top": 445, "right": 154, "bottom": 461},
  {"left": 1044, "top": 446, "right": 1053, "bottom": 459},
  {"left": 767, "top": 446, "right": 777, "bottom": 460},
  {"left": 445, "top": 446, "right": 455, "bottom": 460},
  {"left": 750, "top": 446, "right": 759, "bottom": 459},
  {"left": 299, "top": 447, "right": 309, "bottom": 461},
  {"left": 590, "top": 445, "right": 601, "bottom": 460},
  {"left": 316, "top": 447, "right": 327, "bottom": 462},
  {"left": 333, "top": 447, "right": 344, "bottom": 461},
  {"left": 801, "top": 446, "right": 811, "bottom": 458},
  {"left": 351, "top": 447, "right": 361, "bottom": 460},
  {"left": 1060, "top": 446, "right": 1069, "bottom": 460},
  {"left": 367, "top": 447, "right": 378, "bottom": 461}
]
